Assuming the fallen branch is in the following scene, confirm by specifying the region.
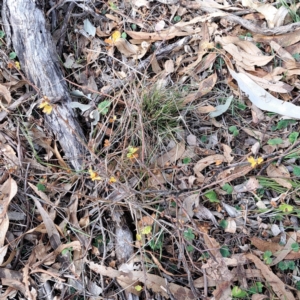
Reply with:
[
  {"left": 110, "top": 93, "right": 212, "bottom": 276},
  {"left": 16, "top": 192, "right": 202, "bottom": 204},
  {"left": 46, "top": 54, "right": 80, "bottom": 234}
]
[
  {"left": 181, "top": 1, "right": 300, "bottom": 36},
  {"left": 2, "top": 0, "right": 88, "bottom": 171}
]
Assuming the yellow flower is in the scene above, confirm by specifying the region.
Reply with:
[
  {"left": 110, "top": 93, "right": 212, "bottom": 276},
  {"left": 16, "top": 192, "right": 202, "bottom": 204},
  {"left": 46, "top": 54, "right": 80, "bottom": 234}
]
[
  {"left": 109, "top": 115, "right": 117, "bottom": 123},
  {"left": 136, "top": 233, "right": 142, "bottom": 241},
  {"left": 141, "top": 225, "right": 152, "bottom": 235},
  {"left": 247, "top": 156, "right": 263, "bottom": 168},
  {"left": 15, "top": 61, "right": 21, "bottom": 70},
  {"left": 127, "top": 146, "right": 139, "bottom": 160},
  {"left": 109, "top": 176, "right": 117, "bottom": 184},
  {"left": 135, "top": 285, "right": 143, "bottom": 292},
  {"left": 88, "top": 168, "right": 102, "bottom": 181},
  {"left": 104, "top": 31, "right": 121, "bottom": 45},
  {"left": 39, "top": 98, "right": 53, "bottom": 114}
]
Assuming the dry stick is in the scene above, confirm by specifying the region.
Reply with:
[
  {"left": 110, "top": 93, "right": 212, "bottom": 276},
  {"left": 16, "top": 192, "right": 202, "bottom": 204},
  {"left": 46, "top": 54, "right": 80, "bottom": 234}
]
[
  {"left": 181, "top": 1, "right": 300, "bottom": 35},
  {"left": 12, "top": 163, "right": 31, "bottom": 270},
  {"left": 276, "top": 140, "right": 300, "bottom": 166},
  {"left": 57, "top": 2, "right": 76, "bottom": 57}
]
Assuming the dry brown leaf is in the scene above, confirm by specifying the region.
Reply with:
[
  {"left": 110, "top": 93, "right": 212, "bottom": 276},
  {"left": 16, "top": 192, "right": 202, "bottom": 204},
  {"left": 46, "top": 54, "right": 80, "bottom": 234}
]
[
  {"left": 270, "top": 232, "right": 297, "bottom": 266},
  {"left": 194, "top": 268, "right": 262, "bottom": 288},
  {"left": 1, "top": 278, "right": 27, "bottom": 298},
  {"left": 157, "top": 142, "right": 185, "bottom": 167},
  {"left": 217, "top": 36, "right": 274, "bottom": 68},
  {"left": 148, "top": 170, "right": 167, "bottom": 187},
  {"left": 1, "top": 144, "right": 20, "bottom": 170},
  {"left": 246, "top": 253, "right": 295, "bottom": 300},
  {"left": 224, "top": 218, "right": 236, "bottom": 233},
  {"left": 216, "top": 165, "right": 253, "bottom": 184},
  {"left": 213, "top": 281, "right": 232, "bottom": 300},
  {"left": 270, "top": 40, "right": 295, "bottom": 62},
  {"left": 194, "top": 204, "right": 219, "bottom": 227},
  {"left": 29, "top": 195, "right": 61, "bottom": 250},
  {"left": 164, "top": 59, "right": 174, "bottom": 74},
  {"left": 150, "top": 54, "right": 162, "bottom": 74},
  {"left": 266, "top": 164, "right": 292, "bottom": 189},
  {"left": 0, "top": 177, "right": 17, "bottom": 222},
  {"left": 178, "top": 193, "right": 199, "bottom": 222},
  {"left": 126, "top": 28, "right": 191, "bottom": 41},
  {"left": 84, "top": 38, "right": 102, "bottom": 64},
  {"left": 242, "top": 128, "right": 268, "bottom": 141},
  {"left": 239, "top": 69, "right": 294, "bottom": 93},
  {"left": 251, "top": 295, "right": 269, "bottom": 300},
  {"left": 221, "top": 144, "right": 234, "bottom": 163},
  {"left": 28, "top": 182, "right": 52, "bottom": 206},
  {"left": 242, "top": 0, "right": 289, "bottom": 28},
  {"left": 0, "top": 84, "right": 12, "bottom": 105},
  {"left": 197, "top": 105, "right": 216, "bottom": 114},
  {"left": 234, "top": 177, "right": 261, "bottom": 193},
  {"left": 253, "top": 30, "right": 300, "bottom": 47},
  {"left": 32, "top": 241, "right": 81, "bottom": 269},
  {"left": 193, "top": 154, "right": 225, "bottom": 178},
  {"left": 88, "top": 263, "right": 195, "bottom": 300}
]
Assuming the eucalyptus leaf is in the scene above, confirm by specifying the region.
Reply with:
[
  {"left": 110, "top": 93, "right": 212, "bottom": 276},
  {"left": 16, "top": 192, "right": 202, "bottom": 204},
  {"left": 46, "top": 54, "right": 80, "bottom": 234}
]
[
  {"left": 209, "top": 96, "right": 234, "bottom": 118},
  {"left": 83, "top": 19, "right": 96, "bottom": 37},
  {"left": 70, "top": 102, "right": 92, "bottom": 113},
  {"left": 70, "top": 90, "right": 92, "bottom": 100},
  {"left": 90, "top": 109, "right": 100, "bottom": 126}
]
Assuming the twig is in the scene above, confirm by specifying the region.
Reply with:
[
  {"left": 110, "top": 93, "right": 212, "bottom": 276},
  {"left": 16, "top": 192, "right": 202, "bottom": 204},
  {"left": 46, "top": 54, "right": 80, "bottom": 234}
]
[
  {"left": 181, "top": 1, "right": 300, "bottom": 36},
  {"left": 57, "top": 2, "right": 76, "bottom": 57}
]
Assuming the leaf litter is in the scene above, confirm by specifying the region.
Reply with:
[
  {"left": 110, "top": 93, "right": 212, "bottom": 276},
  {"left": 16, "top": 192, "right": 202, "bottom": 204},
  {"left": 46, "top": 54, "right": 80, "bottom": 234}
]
[{"left": 2, "top": 0, "right": 300, "bottom": 299}]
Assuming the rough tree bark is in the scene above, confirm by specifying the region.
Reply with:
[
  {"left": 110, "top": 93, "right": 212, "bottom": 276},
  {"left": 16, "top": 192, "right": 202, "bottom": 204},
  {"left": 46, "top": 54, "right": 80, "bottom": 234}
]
[{"left": 2, "top": 0, "right": 87, "bottom": 171}]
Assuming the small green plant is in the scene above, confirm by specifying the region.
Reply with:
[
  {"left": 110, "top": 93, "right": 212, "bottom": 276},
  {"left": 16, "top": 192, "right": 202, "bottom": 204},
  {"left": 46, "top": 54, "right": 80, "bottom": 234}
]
[
  {"left": 249, "top": 282, "right": 263, "bottom": 294},
  {"left": 272, "top": 119, "right": 296, "bottom": 131},
  {"left": 267, "top": 137, "right": 283, "bottom": 145},
  {"left": 109, "top": 1, "right": 118, "bottom": 10},
  {"left": 149, "top": 230, "right": 164, "bottom": 253},
  {"left": 121, "top": 32, "right": 127, "bottom": 39},
  {"left": 296, "top": 281, "right": 300, "bottom": 291},
  {"left": 98, "top": 100, "right": 111, "bottom": 115},
  {"left": 293, "top": 166, "right": 300, "bottom": 176},
  {"left": 216, "top": 57, "right": 225, "bottom": 70},
  {"left": 220, "top": 245, "right": 230, "bottom": 257},
  {"left": 92, "top": 235, "right": 104, "bottom": 248},
  {"left": 236, "top": 102, "right": 246, "bottom": 110},
  {"left": 229, "top": 125, "right": 239, "bottom": 137},
  {"left": 0, "top": 31, "right": 5, "bottom": 39},
  {"left": 9, "top": 52, "right": 17, "bottom": 59},
  {"left": 278, "top": 260, "right": 295, "bottom": 271},
  {"left": 278, "top": 203, "right": 294, "bottom": 213},
  {"left": 291, "top": 242, "right": 299, "bottom": 252},
  {"left": 200, "top": 252, "right": 210, "bottom": 260},
  {"left": 219, "top": 219, "right": 228, "bottom": 230},
  {"left": 201, "top": 135, "right": 207, "bottom": 143},
  {"left": 289, "top": 132, "right": 299, "bottom": 143},
  {"left": 173, "top": 16, "right": 181, "bottom": 23},
  {"left": 293, "top": 53, "right": 300, "bottom": 61},
  {"left": 183, "top": 228, "right": 195, "bottom": 252},
  {"left": 263, "top": 250, "right": 273, "bottom": 265},
  {"left": 222, "top": 183, "right": 233, "bottom": 194},
  {"left": 131, "top": 23, "right": 137, "bottom": 30},
  {"left": 231, "top": 286, "right": 248, "bottom": 298},
  {"left": 182, "top": 157, "right": 191, "bottom": 164},
  {"left": 37, "top": 182, "right": 46, "bottom": 192},
  {"left": 204, "top": 190, "right": 219, "bottom": 203}
]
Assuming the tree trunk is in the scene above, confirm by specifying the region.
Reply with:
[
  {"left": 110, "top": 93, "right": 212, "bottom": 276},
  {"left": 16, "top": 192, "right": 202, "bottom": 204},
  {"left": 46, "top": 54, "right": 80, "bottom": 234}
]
[{"left": 2, "top": 0, "right": 87, "bottom": 171}]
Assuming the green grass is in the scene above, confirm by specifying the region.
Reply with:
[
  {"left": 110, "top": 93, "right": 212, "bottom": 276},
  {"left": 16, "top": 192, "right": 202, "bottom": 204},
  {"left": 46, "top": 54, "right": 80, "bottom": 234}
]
[
  {"left": 141, "top": 86, "right": 186, "bottom": 140},
  {"left": 279, "top": 0, "right": 300, "bottom": 22}
]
